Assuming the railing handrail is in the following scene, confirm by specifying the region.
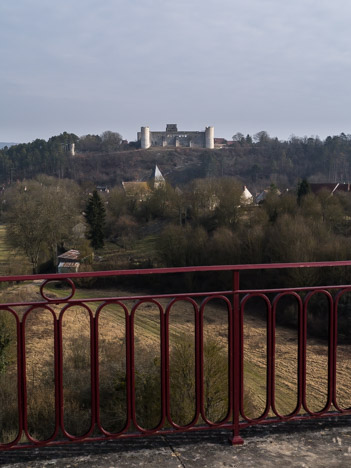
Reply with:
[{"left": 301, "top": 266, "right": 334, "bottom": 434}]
[
  {"left": 2, "top": 260, "right": 351, "bottom": 282},
  {"left": 2, "top": 260, "right": 351, "bottom": 450}
]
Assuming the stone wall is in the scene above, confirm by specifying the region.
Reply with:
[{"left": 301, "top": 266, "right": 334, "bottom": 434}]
[{"left": 137, "top": 125, "right": 214, "bottom": 149}]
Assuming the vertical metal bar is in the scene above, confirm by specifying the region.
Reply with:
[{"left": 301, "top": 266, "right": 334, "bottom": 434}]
[
  {"left": 198, "top": 298, "right": 204, "bottom": 424},
  {"left": 296, "top": 295, "right": 303, "bottom": 413},
  {"left": 332, "top": 292, "right": 339, "bottom": 409},
  {"left": 129, "top": 309, "right": 136, "bottom": 429},
  {"left": 57, "top": 315, "right": 64, "bottom": 434},
  {"left": 230, "top": 270, "right": 244, "bottom": 445},
  {"left": 301, "top": 298, "right": 308, "bottom": 413},
  {"left": 266, "top": 297, "right": 273, "bottom": 418},
  {"left": 125, "top": 311, "right": 132, "bottom": 430},
  {"left": 94, "top": 314, "right": 100, "bottom": 429},
  {"left": 328, "top": 294, "right": 335, "bottom": 409},
  {"left": 271, "top": 299, "right": 276, "bottom": 416},
  {"left": 164, "top": 304, "right": 172, "bottom": 426},
  {"left": 160, "top": 304, "right": 167, "bottom": 429},
  {"left": 90, "top": 314, "right": 97, "bottom": 429},
  {"left": 18, "top": 319, "right": 26, "bottom": 443}
]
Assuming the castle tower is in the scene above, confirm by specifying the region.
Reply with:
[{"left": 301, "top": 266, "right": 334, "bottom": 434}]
[
  {"left": 69, "top": 143, "right": 75, "bottom": 156},
  {"left": 141, "top": 126, "right": 151, "bottom": 149},
  {"left": 205, "top": 126, "right": 214, "bottom": 149}
]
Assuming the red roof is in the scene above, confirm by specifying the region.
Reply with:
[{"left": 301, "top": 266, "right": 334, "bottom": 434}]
[
  {"left": 57, "top": 249, "right": 80, "bottom": 261},
  {"left": 310, "top": 183, "right": 351, "bottom": 194},
  {"left": 214, "top": 138, "right": 227, "bottom": 144}
]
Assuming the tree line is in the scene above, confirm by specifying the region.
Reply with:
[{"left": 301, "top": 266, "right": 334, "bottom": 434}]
[
  {"left": 0, "top": 131, "right": 127, "bottom": 183},
  {"left": 2, "top": 130, "right": 351, "bottom": 189},
  {"left": 4, "top": 175, "right": 351, "bottom": 275}
]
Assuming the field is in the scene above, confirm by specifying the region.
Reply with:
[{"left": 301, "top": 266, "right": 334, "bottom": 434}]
[{"left": 0, "top": 224, "right": 31, "bottom": 275}]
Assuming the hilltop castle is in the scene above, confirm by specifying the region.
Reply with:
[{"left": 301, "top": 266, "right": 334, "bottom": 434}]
[{"left": 137, "top": 124, "right": 214, "bottom": 149}]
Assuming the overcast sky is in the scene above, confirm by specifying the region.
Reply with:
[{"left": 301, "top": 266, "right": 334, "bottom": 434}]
[{"left": 1, "top": 0, "right": 351, "bottom": 143}]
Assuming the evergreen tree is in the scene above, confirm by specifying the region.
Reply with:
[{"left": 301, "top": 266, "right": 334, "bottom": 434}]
[
  {"left": 297, "top": 178, "right": 311, "bottom": 205},
  {"left": 85, "top": 190, "right": 106, "bottom": 250}
]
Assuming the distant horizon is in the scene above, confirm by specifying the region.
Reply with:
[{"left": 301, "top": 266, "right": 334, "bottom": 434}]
[{"left": 2, "top": 125, "right": 351, "bottom": 147}]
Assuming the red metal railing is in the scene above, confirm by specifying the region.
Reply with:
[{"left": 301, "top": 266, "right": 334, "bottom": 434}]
[{"left": 0, "top": 261, "right": 351, "bottom": 450}]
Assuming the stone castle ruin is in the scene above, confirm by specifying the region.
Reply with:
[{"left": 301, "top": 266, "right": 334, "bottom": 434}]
[{"left": 137, "top": 124, "right": 214, "bottom": 149}]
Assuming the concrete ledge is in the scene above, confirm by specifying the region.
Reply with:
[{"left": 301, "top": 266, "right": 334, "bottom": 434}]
[{"left": 1, "top": 417, "right": 351, "bottom": 467}]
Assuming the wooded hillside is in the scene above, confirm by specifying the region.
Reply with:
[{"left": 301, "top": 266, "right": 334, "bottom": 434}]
[{"left": 2, "top": 131, "right": 351, "bottom": 190}]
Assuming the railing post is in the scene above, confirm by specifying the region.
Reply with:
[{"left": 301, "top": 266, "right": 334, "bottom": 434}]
[
  {"left": 230, "top": 270, "right": 244, "bottom": 445},
  {"left": 18, "top": 320, "right": 25, "bottom": 443}
]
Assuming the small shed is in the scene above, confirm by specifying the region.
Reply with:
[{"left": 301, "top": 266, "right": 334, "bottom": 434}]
[{"left": 57, "top": 249, "right": 80, "bottom": 273}]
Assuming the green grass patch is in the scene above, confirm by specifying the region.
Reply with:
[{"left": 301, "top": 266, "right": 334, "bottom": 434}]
[{"left": 0, "top": 224, "right": 31, "bottom": 275}]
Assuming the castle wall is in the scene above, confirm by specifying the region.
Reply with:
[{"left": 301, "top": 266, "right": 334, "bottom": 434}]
[
  {"left": 149, "top": 131, "right": 206, "bottom": 148},
  {"left": 137, "top": 125, "right": 213, "bottom": 149}
]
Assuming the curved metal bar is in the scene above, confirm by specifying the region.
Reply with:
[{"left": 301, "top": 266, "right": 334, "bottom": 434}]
[
  {"left": 21, "top": 305, "right": 60, "bottom": 444},
  {"left": 40, "top": 279, "right": 76, "bottom": 302},
  {"left": 239, "top": 293, "right": 272, "bottom": 423},
  {"left": 333, "top": 287, "right": 351, "bottom": 412},
  {"left": 199, "top": 295, "right": 232, "bottom": 427},
  {"left": 58, "top": 303, "right": 96, "bottom": 441},
  {"left": 95, "top": 300, "right": 131, "bottom": 436},
  {"left": 271, "top": 292, "right": 303, "bottom": 419},
  {"left": 130, "top": 299, "right": 166, "bottom": 434},
  {"left": 165, "top": 296, "right": 200, "bottom": 430},
  {"left": 0, "top": 308, "right": 23, "bottom": 449},
  {"left": 302, "top": 290, "right": 334, "bottom": 417}
]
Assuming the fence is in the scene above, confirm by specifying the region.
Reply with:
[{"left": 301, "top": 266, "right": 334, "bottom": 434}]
[{"left": 1, "top": 261, "right": 351, "bottom": 450}]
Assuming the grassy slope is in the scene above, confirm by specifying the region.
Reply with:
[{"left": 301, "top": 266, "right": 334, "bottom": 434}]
[
  {"left": 0, "top": 225, "right": 31, "bottom": 275},
  {"left": 96, "top": 235, "right": 160, "bottom": 270},
  {"left": 42, "top": 283, "right": 336, "bottom": 417}
]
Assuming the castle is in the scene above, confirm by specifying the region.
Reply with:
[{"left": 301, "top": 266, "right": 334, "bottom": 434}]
[{"left": 137, "top": 124, "right": 214, "bottom": 149}]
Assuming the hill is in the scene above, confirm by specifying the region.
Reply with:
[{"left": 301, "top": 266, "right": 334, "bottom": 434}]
[{"left": 2, "top": 131, "right": 351, "bottom": 191}]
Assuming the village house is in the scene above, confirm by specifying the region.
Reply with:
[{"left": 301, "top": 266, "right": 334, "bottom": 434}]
[{"left": 57, "top": 249, "right": 80, "bottom": 273}]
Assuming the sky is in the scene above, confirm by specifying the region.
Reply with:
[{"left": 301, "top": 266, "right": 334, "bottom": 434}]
[{"left": 1, "top": 0, "right": 351, "bottom": 144}]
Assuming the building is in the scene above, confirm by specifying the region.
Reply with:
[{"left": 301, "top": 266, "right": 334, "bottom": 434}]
[
  {"left": 309, "top": 183, "right": 351, "bottom": 195},
  {"left": 137, "top": 124, "right": 214, "bottom": 149},
  {"left": 122, "top": 181, "right": 150, "bottom": 201},
  {"left": 122, "top": 165, "right": 166, "bottom": 199},
  {"left": 153, "top": 165, "right": 165, "bottom": 189},
  {"left": 256, "top": 187, "right": 282, "bottom": 204},
  {"left": 214, "top": 138, "right": 227, "bottom": 149},
  {"left": 240, "top": 186, "right": 254, "bottom": 205},
  {"left": 57, "top": 249, "right": 80, "bottom": 273}
]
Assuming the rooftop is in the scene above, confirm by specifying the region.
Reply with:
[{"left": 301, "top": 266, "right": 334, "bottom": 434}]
[{"left": 57, "top": 249, "right": 80, "bottom": 261}]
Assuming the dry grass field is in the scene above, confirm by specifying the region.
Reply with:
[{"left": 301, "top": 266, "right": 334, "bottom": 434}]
[{"left": 0, "top": 224, "right": 31, "bottom": 275}]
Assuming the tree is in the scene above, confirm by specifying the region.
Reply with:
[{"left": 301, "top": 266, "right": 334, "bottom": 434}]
[
  {"left": 101, "top": 131, "right": 123, "bottom": 153},
  {"left": 253, "top": 131, "right": 270, "bottom": 143},
  {"left": 77, "top": 134, "right": 102, "bottom": 152},
  {"left": 232, "top": 132, "right": 244, "bottom": 142},
  {"left": 213, "top": 178, "right": 242, "bottom": 227},
  {"left": 85, "top": 190, "right": 106, "bottom": 250},
  {"left": 297, "top": 178, "right": 311, "bottom": 205},
  {"left": 5, "top": 179, "right": 80, "bottom": 273}
]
